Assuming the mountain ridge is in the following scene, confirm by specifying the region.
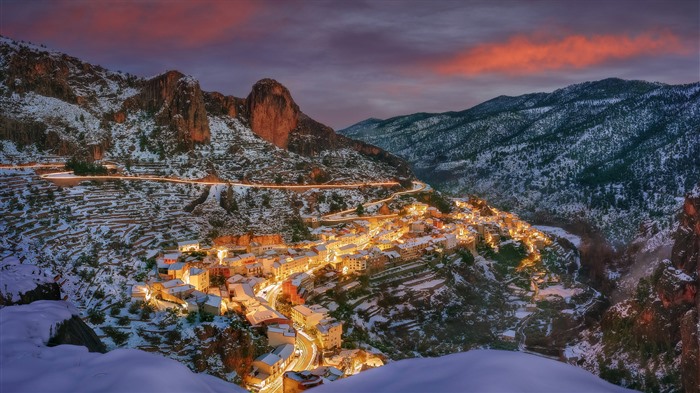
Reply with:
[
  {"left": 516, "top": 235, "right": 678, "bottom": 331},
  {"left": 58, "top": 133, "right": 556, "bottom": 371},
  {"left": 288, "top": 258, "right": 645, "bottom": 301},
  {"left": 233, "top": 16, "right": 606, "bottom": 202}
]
[
  {"left": 0, "top": 35, "right": 411, "bottom": 180},
  {"left": 340, "top": 78, "right": 700, "bottom": 243}
]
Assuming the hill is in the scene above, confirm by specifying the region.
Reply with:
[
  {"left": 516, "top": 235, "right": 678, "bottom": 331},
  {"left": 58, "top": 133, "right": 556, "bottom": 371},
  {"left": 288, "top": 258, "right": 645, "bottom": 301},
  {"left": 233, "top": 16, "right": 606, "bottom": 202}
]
[{"left": 341, "top": 78, "right": 700, "bottom": 243}]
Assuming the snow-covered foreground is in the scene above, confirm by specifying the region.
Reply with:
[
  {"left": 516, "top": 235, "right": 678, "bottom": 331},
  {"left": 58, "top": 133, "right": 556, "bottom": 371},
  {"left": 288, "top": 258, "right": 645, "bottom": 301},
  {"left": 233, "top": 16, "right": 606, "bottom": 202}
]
[
  {"left": 314, "top": 349, "right": 636, "bottom": 393},
  {"left": 0, "top": 301, "right": 246, "bottom": 393}
]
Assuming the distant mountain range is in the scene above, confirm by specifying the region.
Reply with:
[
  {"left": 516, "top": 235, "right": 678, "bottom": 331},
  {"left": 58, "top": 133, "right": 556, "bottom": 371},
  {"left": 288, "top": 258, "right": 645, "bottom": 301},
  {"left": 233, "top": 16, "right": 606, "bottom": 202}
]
[{"left": 340, "top": 78, "right": 700, "bottom": 243}]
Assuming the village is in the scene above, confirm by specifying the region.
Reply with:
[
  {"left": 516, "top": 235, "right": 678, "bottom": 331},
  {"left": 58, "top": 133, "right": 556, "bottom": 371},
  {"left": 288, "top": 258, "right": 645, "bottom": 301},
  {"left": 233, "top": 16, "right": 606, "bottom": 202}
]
[{"left": 130, "top": 196, "right": 552, "bottom": 392}]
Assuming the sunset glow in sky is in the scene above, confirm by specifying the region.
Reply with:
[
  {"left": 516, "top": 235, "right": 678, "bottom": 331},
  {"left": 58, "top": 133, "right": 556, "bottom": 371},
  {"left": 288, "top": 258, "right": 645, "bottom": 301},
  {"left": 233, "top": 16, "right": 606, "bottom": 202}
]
[{"left": 1, "top": 0, "right": 698, "bottom": 128}]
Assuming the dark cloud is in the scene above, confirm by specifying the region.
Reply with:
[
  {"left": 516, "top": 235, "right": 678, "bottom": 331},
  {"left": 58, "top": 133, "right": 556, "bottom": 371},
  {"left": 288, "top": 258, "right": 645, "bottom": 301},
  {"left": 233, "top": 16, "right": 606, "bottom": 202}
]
[{"left": 1, "top": 0, "right": 697, "bottom": 128}]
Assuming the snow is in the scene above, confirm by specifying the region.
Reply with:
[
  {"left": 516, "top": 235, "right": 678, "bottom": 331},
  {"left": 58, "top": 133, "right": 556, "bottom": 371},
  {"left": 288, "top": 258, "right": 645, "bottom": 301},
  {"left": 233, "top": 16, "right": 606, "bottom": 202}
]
[
  {"left": 0, "top": 256, "right": 54, "bottom": 302},
  {"left": 313, "top": 349, "right": 636, "bottom": 393},
  {"left": 538, "top": 285, "right": 583, "bottom": 301},
  {"left": 0, "top": 300, "right": 246, "bottom": 393},
  {"left": 534, "top": 225, "right": 582, "bottom": 248}
]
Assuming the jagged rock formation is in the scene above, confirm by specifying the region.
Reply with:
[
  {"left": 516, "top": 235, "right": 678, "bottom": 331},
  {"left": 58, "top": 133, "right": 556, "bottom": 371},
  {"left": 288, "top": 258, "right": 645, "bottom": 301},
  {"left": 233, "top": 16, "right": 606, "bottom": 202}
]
[
  {"left": 0, "top": 36, "right": 409, "bottom": 180},
  {"left": 245, "top": 78, "right": 299, "bottom": 149},
  {"left": 204, "top": 91, "right": 244, "bottom": 118},
  {"left": 4, "top": 45, "right": 77, "bottom": 103},
  {"left": 121, "top": 70, "right": 210, "bottom": 148}
]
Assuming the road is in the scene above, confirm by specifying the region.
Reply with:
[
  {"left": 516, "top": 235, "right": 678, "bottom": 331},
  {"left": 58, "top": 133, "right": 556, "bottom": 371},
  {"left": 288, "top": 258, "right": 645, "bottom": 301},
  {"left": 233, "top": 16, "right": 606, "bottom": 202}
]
[
  {"left": 38, "top": 171, "right": 401, "bottom": 189},
  {"left": 321, "top": 180, "right": 426, "bottom": 223},
  {"left": 257, "top": 282, "right": 317, "bottom": 393}
]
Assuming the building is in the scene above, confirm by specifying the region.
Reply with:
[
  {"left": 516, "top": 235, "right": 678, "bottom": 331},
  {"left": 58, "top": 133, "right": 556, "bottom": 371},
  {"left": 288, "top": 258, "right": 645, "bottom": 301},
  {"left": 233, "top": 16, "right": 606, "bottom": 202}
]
[
  {"left": 283, "top": 371, "right": 323, "bottom": 393},
  {"left": 283, "top": 272, "right": 313, "bottom": 305},
  {"left": 167, "top": 262, "right": 187, "bottom": 280},
  {"left": 341, "top": 252, "right": 367, "bottom": 274},
  {"left": 163, "top": 252, "right": 180, "bottom": 265},
  {"left": 316, "top": 318, "right": 343, "bottom": 350},
  {"left": 267, "top": 324, "right": 296, "bottom": 347},
  {"left": 248, "top": 344, "right": 295, "bottom": 390},
  {"left": 183, "top": 267, "right": 209, "bottom": 292},
  {"left": 201, "top": 294, "right": 225, "bottom": 315},
  {"left": 273, "top": 256, "right": 308, "bottom": 279},
  {"left": 177, "top": 240, "right": 200, "bottom": 252},
  {"left": 130, "top": 283, "right": 149, "bottom": 301},
  {"left": 291, "top": 304, "right": 329, "bottom": 330}
]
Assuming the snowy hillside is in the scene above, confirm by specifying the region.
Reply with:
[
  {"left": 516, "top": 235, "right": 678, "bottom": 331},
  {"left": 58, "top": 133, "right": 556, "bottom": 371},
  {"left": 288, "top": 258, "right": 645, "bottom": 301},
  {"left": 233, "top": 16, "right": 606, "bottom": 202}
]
[
  {"left": 0, "top": 300, "right": 246, "bottom": 393},
  {"left": 341, "top": 78, "right": 700, "bottom": 243},
  {"left": 314, "top": 349, "right": 636, "bottom": 393}
]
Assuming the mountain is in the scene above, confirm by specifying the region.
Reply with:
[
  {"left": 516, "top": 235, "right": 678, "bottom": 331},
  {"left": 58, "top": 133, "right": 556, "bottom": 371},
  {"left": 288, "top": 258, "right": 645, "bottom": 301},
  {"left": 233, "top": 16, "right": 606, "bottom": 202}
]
[
  {"left": 0, "top": 36, "right": 410, "bottom": 182},
  {"left": 341, "top": 78, "right": 700, "bottom": 244}
]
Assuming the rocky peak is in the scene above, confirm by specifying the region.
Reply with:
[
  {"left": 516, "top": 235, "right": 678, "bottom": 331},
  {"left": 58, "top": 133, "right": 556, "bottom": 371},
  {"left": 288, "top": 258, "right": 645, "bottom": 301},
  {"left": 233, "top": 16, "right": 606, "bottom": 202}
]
[
  {"left": 245, "top": 78, "right": 300, "bottom": 149},
  {"left": 122, "top": 70, "right": 210, "bottom": 148}
]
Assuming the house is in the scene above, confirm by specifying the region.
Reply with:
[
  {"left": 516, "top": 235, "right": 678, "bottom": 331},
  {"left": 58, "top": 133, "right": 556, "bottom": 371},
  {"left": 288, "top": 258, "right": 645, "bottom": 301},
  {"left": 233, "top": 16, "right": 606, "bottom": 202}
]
[
  {"left": 209, "top": 263, "right": 234, "bottom": 279},
  {"left": 163, "top": 252, "right": 180, "bottom": 265},
  {"left": 201, "top": 294, "right": 225, "bottom": 315},
  {"left": 273, "top": 256, "right": 308, "bottom": 279},
  {"left": 152, "top": 279, "right": 194, "bottom": 303},
  {"left": 183, "top": 267, "right": 209, "bottom": 292},
  {"left": 130, "top": 283, "right": 149, "bottom": 301},
  {"left": 283, "top": 272, "right": 313, "bottom": 305},
  {"left": 246, "top": 304, "right": 291, "bottom": 327},
  {"left": 247, "top": 344, "right": 295, "bottom": 390},
  {"left": 341, "top": 252, "right": 367, "bottom": 274},
  {"left": 267, "top": 323, "right": 296, "bottom": 347},
  {"left": 167, "top": 262, "right": 187, "bottom": 279},
  {"left": 316, "top": 318, "right": 343, "bottom": 350},
  {"left": 410, "top": 221, "right": 426, "bottom": 233},
  {"left": 291, "top": 304, "right": 329, "bottom": 330},
  {"left": 177, "top": 240, "right": 200, "bottom": 252},
  {"left": 283, "top": 371, "right": 324, "bottom": 393}
]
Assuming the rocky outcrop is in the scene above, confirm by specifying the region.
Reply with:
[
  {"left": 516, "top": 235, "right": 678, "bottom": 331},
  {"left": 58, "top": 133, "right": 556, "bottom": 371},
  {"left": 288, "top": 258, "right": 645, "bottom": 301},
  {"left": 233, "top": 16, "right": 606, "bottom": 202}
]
[
  {"left": 123, "top": 70, "right": 210, "bottom": 149},
  {"left": 47, "top": 315, "right": 107, "bottom": 353},
  {"left": 0, "top": 259, "right": 61, "bottom": 307},
  {"left": 204, "top": 91, "right": 244, "bottom": 118},
  {"left": 671, "top": 186, "right": 700, "bottom": 393},
  {"left": 213, "top": 234, "right": 284, "bottom": 247},
  {"left": 245, "top": 78, "right": 299, "bottom": 149},
  {"left": 241, "top": 79, "right": 412, "bottom": 177},
  {"left": 0, "top": 114, "right": 48, "bottom": 150},
  {"left": 191, "top": 323, "right": 261, "bottom": 381},
  {"left": 3, "top": 46, "right": 77, "bottom": 103}
]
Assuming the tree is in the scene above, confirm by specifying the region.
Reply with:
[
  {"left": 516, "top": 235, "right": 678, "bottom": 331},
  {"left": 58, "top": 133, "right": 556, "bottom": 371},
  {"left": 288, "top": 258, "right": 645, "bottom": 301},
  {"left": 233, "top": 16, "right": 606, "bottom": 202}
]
[{"left": 356, "top": 204, "right": 365, "bottom": 216}]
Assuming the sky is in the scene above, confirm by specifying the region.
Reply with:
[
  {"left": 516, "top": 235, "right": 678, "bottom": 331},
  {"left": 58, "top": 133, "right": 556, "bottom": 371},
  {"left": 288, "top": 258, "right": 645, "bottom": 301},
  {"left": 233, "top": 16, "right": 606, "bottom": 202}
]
[{"left": 1, "top": 0, "right": 698, "bottom": 129}]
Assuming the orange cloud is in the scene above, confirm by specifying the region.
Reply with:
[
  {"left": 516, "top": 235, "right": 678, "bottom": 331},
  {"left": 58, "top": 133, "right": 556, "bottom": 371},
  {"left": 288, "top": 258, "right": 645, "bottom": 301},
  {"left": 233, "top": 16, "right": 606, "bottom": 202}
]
[
  {"left": 434, "top": 31, "right": 689, "bottom": 76},
  {"left": 10, "top": 0, "right": 260, "bottom": 49}
]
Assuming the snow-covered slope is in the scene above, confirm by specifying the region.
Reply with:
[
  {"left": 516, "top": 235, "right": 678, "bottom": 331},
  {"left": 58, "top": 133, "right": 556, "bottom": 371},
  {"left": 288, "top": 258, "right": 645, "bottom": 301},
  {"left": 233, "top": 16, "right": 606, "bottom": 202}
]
[
  {"left": 314, "top": 349, "right": 636, "bottom": 393},
  {"left": 0, "top": 300, "right": 246, "bottom": 393},
  {"left": 341, "top": 78, "right": 700, "bottom": 243}
]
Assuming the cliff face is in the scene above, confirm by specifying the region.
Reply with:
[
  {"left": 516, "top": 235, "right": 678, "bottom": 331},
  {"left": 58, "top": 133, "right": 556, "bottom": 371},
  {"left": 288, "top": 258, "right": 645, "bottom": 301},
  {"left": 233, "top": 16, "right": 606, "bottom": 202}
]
[
  {"left": 122, "top": 70, "right": 210, "bottom": 148},
  {"left": 4, "top": 46, "right": 77, "bottom": 103},
  {"left": 671, "top": 187, "right": 700, "bottom": 392},
  {"left": 204, "top": 91, "right": 244, "bottom": 118},
  {"left": 213, "top": 234, "right": 284, "bottom": 247},
  {"left": 47, "top": 315, "right": 107, "bottom": 353},
  {"left": 244, "top": 78, "right": 299, "bottom": 149}
]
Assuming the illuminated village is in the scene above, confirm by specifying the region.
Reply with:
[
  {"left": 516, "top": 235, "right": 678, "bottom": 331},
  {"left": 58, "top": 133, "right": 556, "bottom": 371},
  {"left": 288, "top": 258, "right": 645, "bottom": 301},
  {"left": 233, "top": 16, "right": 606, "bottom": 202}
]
[{"left": 130, "top": 194, "right": 552, "bottom": 392}]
